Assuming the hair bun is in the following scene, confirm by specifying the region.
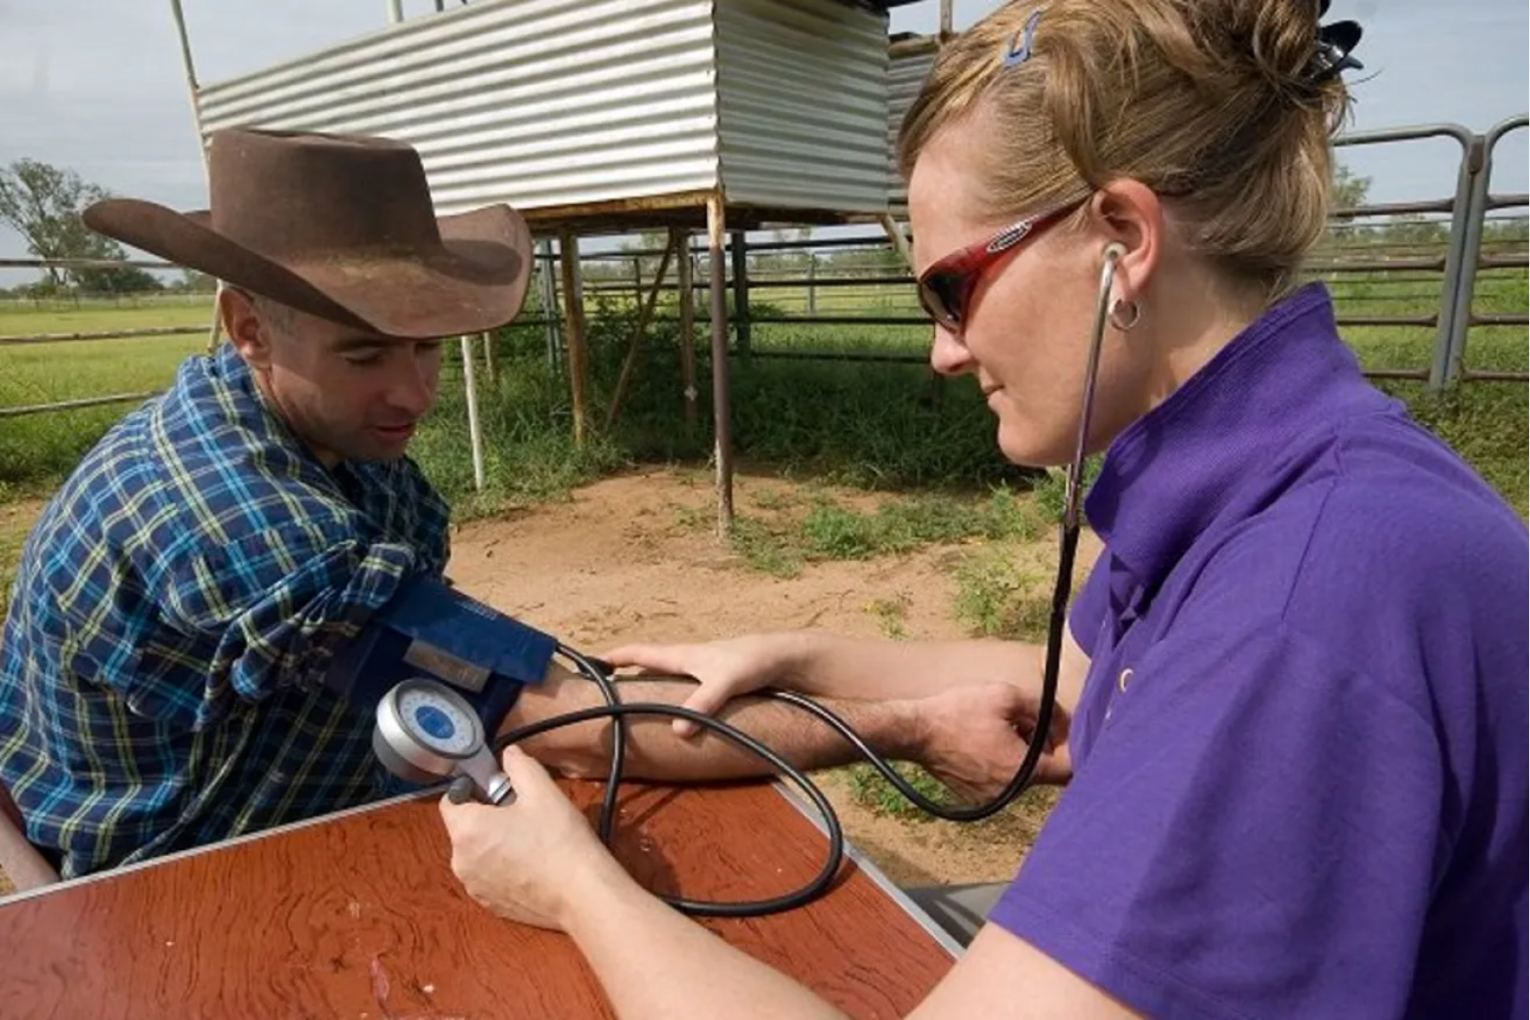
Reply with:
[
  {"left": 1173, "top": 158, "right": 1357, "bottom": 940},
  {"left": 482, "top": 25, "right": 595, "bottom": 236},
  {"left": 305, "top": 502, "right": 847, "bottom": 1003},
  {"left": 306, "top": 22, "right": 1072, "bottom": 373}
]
[{"left": 1239, "top": 0, "right": 1362, "bottom": 109}]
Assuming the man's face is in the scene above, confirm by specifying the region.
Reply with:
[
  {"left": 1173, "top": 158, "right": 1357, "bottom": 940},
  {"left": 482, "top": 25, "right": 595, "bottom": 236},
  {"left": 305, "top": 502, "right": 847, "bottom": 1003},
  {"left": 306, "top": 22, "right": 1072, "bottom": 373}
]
[{"left": 222, "top": 290, "right": 444, "bottom": 466}]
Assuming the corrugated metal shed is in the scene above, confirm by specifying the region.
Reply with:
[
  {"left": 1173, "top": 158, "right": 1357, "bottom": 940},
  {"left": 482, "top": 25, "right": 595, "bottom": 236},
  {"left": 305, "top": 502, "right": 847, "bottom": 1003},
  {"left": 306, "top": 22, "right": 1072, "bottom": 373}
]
[
  {"left": 716, "top": 0, "right": 889, "bottom": 213},
  {"left": 196, "top": 0, "right": 903, "bottom": 230},
  {"left": 886, "top": 35, "right": 938, "bottom": 217},
  {"left": 197, "top": 0, "right": 720, "bottom": 220}
]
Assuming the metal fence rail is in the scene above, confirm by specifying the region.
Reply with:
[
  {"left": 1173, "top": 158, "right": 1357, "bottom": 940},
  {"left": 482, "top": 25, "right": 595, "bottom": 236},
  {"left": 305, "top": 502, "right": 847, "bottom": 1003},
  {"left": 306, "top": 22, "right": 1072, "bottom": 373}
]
[
  {"left": 0, "top": 392, "right": 161, "bottom": 419},
  {"left": 0, "top": 326, "right": 207, "bottom": 346},
  {"left": 1452, "top": 115, "right": 1529, "bottom": 382},
  {"left": 0, "top": 282, "right": 218, "bottom": 417},
  {"left": 2, "top": 117, "right": 1526, "bottom": 425},
  {"left": 561, "top": 159, "right": 1523, "bottom": 388}
]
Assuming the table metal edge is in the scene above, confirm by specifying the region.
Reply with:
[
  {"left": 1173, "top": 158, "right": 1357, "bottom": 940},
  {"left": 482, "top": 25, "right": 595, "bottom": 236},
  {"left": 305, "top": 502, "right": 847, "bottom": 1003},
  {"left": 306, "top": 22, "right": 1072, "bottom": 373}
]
[
  {"left": 769, "top": 778, "right": 964, "bottom": 960},
  {"left": 0, "top": 786, "right": 442, "bottom": 908}
]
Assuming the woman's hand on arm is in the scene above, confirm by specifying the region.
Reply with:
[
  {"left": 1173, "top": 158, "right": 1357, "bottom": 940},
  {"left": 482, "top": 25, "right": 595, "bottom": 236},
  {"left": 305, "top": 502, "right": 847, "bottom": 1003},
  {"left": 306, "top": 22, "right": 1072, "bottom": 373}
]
[{"left": 602, "top": 629, "right": 1089, "bottom": 737}]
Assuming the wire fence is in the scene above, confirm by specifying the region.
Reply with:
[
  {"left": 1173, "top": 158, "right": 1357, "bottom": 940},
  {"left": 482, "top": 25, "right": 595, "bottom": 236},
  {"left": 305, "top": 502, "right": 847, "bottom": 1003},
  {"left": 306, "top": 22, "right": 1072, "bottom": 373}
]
[{"left": 1, "top": 116, "right": 1526, "bottom": 423}]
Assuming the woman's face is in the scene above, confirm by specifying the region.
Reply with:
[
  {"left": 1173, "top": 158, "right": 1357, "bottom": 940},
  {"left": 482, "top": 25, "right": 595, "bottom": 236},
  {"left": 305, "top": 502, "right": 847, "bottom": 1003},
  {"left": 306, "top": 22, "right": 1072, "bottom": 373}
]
[{"left": 907, "top": 124, "right": 1156, "bottom": 468}]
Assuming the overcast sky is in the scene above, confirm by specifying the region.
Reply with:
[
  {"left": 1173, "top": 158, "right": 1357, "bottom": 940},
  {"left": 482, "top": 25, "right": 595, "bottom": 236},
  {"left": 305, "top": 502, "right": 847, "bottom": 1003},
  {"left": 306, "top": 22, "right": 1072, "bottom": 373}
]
[{"left": 1, "top": 0, "right": 1525, "bottom": 284}]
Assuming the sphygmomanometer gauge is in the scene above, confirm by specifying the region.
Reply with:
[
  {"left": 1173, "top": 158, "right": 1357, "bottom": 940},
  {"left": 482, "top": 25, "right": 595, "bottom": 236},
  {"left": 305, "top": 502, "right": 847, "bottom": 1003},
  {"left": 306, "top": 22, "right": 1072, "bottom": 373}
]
[
  {"left": 397, "top": 683, "right": 479, "bottom": 757},
  {"left": 374, "top": 678, "right": 513, "bottom": 804}
]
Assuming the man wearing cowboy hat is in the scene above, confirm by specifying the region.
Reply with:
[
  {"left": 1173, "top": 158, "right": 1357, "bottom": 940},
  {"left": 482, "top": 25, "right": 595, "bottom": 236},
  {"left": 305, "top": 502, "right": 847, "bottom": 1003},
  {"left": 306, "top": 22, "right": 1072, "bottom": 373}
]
[{"left": 0, "top": 128, "right": 1059, "bottom": 880}]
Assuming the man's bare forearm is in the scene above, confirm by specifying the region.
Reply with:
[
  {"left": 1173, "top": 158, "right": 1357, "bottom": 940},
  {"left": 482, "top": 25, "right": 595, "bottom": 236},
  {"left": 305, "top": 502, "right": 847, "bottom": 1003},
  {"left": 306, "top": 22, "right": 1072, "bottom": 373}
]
[{"left": 500, "top": 664, "right": 924, "bottom": 782}]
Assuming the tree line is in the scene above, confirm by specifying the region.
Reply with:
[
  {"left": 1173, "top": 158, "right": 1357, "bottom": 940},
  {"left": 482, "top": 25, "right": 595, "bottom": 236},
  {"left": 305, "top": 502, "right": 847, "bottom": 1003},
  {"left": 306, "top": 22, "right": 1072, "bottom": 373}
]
[{"left": 0, "top": 158, "right": 215, "bottom": 299}]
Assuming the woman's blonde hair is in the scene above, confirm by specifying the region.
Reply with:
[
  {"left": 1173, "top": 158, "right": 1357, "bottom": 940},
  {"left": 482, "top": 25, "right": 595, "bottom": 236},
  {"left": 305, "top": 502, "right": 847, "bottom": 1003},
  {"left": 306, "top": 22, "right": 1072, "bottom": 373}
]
[{"left": 897, "top": 0, "right": 1356, "bottom": 300}]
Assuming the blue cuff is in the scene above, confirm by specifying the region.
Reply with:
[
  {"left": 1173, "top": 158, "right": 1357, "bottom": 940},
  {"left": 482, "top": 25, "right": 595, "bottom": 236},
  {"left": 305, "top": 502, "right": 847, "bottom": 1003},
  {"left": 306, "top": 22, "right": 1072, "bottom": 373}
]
[{"left": 324, "top": 575, "right": 558, "bottom": 737}]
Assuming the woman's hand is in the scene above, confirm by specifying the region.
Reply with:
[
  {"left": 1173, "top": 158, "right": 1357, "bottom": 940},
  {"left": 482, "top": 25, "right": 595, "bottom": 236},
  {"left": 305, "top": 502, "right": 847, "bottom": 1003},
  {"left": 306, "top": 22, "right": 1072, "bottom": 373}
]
[
  {"left": 911, "top": 681, "right": 1072, "bottom": 797},
  {"left": 602, "top": 633, "right": 809, "bottom": 737},
  {"left": 438, "top": 746, "right": 630, "bottom": 931}
]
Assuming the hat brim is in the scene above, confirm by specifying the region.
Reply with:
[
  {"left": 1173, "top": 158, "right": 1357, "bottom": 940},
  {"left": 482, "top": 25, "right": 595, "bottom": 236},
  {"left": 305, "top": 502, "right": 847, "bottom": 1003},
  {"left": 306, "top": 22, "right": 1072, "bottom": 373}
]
[{"left": 82, "top": 198, "right": 533, "bottom": 340}]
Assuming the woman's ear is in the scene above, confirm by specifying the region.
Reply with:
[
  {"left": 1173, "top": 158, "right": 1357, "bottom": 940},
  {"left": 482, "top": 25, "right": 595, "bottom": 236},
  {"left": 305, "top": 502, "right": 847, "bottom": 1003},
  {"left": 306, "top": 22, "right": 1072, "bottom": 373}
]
[{"left": 1086, "top": 179, "right": 1163, "bottom": 309}]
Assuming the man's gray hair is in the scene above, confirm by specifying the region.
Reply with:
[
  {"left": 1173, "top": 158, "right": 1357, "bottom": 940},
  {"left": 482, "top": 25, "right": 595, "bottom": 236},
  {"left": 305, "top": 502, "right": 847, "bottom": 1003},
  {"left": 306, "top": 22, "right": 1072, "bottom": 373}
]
[{"left": 245, "top": 291, "right": 297, "bottom": 337}]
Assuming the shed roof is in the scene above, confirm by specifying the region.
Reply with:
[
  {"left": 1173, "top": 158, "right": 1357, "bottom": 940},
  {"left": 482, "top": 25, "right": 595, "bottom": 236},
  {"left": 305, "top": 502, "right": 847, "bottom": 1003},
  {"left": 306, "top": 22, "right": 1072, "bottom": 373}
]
[{"left": 195, "top": 0, "right": 919, "bottom": 237}]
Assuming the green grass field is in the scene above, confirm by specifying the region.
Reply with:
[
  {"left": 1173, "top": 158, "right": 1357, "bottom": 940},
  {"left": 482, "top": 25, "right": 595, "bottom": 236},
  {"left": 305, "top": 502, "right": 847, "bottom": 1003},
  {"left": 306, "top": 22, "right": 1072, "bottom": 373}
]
[
  {"left": 0, "top": 297, "right": 216, "bottom": 492},
  {"left": 0, "top": 295, "right": 214, "bottom": 335},
  {"left": 1, "top": 270, "right": 1525, "bottom": 513}
]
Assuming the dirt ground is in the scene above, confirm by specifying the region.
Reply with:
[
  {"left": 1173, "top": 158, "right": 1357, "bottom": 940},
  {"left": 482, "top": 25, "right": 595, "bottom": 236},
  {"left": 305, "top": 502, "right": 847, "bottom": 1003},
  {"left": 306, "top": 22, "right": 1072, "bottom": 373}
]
[{"left": 1, "top": 467, "right": 1093, "bottom": 897}]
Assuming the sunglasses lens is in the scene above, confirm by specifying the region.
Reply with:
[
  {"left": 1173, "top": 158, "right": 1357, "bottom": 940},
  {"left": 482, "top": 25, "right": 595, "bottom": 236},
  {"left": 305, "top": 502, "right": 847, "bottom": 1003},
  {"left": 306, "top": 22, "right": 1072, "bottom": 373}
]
[{"left": 920, "top": 272, "right": 966, "bottom": 331}]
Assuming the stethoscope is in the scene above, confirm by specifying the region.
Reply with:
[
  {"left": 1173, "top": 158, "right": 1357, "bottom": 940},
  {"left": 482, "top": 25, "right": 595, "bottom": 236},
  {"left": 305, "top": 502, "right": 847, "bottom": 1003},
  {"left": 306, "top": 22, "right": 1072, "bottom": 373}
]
[{"left": 371, "top": 244, "right": 1129, "bottom": 907}]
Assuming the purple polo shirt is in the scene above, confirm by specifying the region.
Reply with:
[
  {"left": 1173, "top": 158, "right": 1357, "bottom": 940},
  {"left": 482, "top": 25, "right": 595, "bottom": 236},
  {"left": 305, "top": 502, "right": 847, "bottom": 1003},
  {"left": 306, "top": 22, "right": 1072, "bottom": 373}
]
[{"left": 989, "top": 283, "right": 1528, "bottom": 1018}]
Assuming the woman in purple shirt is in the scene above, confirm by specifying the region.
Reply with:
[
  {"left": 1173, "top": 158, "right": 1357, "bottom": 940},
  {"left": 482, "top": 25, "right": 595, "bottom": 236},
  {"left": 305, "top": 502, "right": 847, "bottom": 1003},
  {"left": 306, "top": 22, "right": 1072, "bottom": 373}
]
[{"left": 435, "top": 1, "right": 1528, "bottom": 1017}]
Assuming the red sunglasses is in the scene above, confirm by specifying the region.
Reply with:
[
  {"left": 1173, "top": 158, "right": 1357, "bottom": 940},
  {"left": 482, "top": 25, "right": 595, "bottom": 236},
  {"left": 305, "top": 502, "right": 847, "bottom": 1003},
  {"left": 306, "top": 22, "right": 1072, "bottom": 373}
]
[{"left": 916, "top": 202, "right": 1079, "bottom": 335}]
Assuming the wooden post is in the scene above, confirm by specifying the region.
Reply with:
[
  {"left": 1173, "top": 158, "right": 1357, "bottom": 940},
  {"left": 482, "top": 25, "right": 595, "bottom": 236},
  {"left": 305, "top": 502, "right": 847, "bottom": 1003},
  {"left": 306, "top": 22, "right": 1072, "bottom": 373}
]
[
  {"left": 880, "top": 213, "right": 942, "bottom": 408},
  {"left": 558, "top": 229, "right": 590, "bottom": 445},
  {"left": 676, "top": 228, "right": 698, "bottom": 431},
  {"left": 729, "top": 229, "right": 750, "bottom": 357},
  {"left": 939, "top": 0, "right": 954, "bottom": 40},
  {"left": 606, "top": 233, "right": 676, "bottom": 432},
  {"left": 707, "top": 196, "right": 734, "bottom": 536},
  {"left": 879, "top": 213, "right": 915, "bottom": 272}
]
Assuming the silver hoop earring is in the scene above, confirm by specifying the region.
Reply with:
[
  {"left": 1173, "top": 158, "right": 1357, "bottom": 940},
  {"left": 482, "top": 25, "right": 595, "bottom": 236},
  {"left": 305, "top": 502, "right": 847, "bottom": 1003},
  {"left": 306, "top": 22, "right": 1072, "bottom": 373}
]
[{"left": 1109, "top": 298, "right": 1141, "bottom": 331}]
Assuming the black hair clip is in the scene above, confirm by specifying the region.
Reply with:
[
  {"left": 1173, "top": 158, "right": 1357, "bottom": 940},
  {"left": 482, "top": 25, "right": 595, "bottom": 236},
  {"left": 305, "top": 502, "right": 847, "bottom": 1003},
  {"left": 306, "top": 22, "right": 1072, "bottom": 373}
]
[{"left": 1309, "top": 0, "right": 1364, "bottom": 83}]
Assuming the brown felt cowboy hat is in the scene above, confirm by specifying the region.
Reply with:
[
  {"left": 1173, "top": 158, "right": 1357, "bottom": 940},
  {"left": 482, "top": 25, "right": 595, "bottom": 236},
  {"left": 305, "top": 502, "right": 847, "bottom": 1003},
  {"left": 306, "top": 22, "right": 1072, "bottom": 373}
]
[{"left": 83, "top": 127, "right": 533, "bottom": 339}]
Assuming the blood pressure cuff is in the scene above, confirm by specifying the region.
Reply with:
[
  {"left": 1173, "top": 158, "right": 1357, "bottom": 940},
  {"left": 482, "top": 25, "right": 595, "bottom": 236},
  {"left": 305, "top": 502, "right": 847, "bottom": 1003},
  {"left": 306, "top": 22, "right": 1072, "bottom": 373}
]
[{"left": 324, "top": 574, "right": 558, "bottom": 736}]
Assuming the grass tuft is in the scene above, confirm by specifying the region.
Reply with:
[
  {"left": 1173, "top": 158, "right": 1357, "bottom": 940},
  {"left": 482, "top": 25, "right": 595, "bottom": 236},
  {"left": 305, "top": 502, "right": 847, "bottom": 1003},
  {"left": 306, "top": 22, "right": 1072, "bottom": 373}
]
[
  {"left": 952, "top": 547, "right": 1054, "bottom": 641},
  {"left": 728, "top": 516, "right": 805, "bottom": 578},
  {"left": 721, "top": 487, "right": 1047, "bottom": 578},
  {"left": 864, "top": 593, "right": 911, "bottom": 639},
  {"left": 845, "top": 762, "right": 952, "bottom": 820}
]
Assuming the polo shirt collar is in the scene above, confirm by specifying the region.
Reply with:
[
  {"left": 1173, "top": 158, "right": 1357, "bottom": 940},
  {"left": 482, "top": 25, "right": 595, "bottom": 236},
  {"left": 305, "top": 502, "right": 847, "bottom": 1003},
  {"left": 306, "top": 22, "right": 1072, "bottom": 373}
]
[{"left": 1082, "top": 283, "right": 1366, "bottom": 594}]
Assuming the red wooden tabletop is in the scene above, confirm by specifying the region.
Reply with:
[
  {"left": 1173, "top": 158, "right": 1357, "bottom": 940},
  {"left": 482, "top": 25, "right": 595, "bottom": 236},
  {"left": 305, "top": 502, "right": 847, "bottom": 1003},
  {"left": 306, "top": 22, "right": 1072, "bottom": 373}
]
[{"left": 0, "top": 779, "right": 956, "bottom": 1019}]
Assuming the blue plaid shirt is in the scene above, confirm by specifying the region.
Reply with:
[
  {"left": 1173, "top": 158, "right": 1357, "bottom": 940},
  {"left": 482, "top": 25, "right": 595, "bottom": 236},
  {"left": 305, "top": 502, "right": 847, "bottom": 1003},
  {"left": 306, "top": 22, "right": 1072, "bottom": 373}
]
[{"left": 0, "top": 343, "right": 451, "bottom": 878}]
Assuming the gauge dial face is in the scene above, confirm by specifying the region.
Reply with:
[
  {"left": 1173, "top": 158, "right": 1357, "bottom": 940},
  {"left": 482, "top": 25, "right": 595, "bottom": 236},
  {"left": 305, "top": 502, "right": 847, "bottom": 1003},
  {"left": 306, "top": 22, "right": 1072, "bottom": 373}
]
[{"left": 398, "top": 686, "right": 479, "bottom": 757}]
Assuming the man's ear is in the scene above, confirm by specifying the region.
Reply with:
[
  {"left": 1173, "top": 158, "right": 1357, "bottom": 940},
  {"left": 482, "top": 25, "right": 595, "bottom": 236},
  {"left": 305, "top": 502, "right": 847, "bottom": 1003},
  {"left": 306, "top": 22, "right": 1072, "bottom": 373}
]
[{"left": 220, "top": 288, "right": 272, "bottom": 370}]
